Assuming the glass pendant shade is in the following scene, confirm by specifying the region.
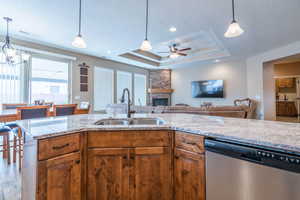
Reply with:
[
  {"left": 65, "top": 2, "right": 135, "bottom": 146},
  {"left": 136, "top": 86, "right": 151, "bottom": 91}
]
[
  {"left": 169, "top": 52, "right": 179, "bottom": 59},
  {"left": 5, "top": 47, "right": 16, "bottom": 58},
  {"left": 140, "top": 39, "right": 152, "bottom": 51},
  {"left": 72, "top": 35, "right": 87, "bottom": 48},
  {"left": 224, "top": 21, "right": 244, "bottom": 38}
]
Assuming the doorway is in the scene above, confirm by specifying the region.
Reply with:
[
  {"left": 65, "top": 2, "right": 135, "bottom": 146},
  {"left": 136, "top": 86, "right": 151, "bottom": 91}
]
[{"left": 263, "top": 54, "right": 300, "bottom": 123}]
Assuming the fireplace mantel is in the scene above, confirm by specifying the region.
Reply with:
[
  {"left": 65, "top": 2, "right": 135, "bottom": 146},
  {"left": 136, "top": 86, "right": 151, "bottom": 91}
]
[{"left": 148, "top": 88, "right": 174, "bottom": 94}]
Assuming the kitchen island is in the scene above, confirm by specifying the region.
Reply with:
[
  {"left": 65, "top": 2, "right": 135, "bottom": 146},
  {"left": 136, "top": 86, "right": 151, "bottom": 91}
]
[{"left": 18, "top": 113, "right": 300, "bottom": 200}]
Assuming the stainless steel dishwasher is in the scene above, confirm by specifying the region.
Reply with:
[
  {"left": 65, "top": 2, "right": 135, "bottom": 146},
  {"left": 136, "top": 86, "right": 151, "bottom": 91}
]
[{"left": 205, "top": 139, "right": 300, "bottom": 200}]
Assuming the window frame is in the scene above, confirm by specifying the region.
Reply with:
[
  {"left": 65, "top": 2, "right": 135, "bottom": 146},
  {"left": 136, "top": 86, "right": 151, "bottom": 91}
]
[
  {"left": 28, "top": 54, "right": 72, "bottom": 104},
  {"left": 92, "top": 67, "right": 148, "bottom": 112}
]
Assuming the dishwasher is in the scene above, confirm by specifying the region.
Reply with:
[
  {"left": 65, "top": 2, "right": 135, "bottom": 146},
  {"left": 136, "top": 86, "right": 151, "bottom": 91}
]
[{"left": 205, "top": 139, "right": 300, "bottom": 200}]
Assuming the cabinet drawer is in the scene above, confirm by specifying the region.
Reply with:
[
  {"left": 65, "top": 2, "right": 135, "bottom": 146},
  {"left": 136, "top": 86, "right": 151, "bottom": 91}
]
[
  {"left": 88, "top": 130, "right": 171, "bottom": 148},
  {"left": 175, "top": 131, "right": 205, "bottom": 154},
  {"left": 38, "top": 133, "right": 80, "bottom": 160}
]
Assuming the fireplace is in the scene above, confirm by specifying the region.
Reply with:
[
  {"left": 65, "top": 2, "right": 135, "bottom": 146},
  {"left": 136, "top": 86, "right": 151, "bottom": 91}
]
[{"left": 152, "top": 98, "right": 169, "bottom": 106}]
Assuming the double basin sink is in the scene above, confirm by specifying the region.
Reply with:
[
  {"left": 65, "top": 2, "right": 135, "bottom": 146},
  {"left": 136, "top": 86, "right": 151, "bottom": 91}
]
[{"left": 94, "top": 118, "right": 165, "bottom": 126}]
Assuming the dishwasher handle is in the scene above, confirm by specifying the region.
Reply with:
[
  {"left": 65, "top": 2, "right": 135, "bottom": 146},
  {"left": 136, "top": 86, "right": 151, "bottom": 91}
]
[{"left": 205, "top": 139, "right": 261, "bottom": 163}]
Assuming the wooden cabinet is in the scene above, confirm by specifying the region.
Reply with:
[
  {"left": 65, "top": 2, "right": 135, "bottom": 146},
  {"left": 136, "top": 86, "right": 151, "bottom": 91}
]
[
  {"left": 87, "top": 131, "right": 172, "bottom": 200},
  {"left": 174, "top": 132, "right": 206, "bottom": 200},
  {"left": 87, "top": 146, "right": 172, "bottom": 200},
  {"left": 87, "top": 148, "right": 129, "bottom": 200},
  {"left": 37, "top": 152, "right": 81, "bottom": 200},
  {"left": 24, "top": 130, "right": 206, "bottom": 200},
  {"left": 278, "top": 78, "right": 294, "bottom": 88},
  {"left": 132, "top": 147, "right": 172, "bottom": 200},
  {"left": 174, "top": 149, "right": 205, "bottom": 200},
  {"left": 276, "top": 101, "right": 297, "bottom": 117}
]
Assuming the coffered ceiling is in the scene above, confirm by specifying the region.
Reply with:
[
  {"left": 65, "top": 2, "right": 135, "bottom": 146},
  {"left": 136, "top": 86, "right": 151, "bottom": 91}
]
[{"left": 1, "top": 0, "right": 300, "bottom": 69}]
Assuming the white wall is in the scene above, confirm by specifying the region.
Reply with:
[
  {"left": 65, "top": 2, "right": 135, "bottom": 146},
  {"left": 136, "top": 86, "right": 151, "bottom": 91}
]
[
  {"left": 246, "top": 40, "right": 300, "bottom": 119},
  {"left": 172, "top": 60, "right": 248, "bottom": 106}
]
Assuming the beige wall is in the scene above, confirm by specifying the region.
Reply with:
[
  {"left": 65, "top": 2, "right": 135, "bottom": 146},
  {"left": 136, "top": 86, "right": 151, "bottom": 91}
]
[
  {"left": 172, "top": 59, "right": 248, "bottom": 106},
  {"left": 11, "top": 39, "right": 149, "bottom": 110},
  {"left": 263, "top": 62, "right": 276, "bottom": 120}
]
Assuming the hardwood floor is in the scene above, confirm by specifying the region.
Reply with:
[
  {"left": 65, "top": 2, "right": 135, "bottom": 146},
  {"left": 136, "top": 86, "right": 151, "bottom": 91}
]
[{"left": 0, "top": 150, "right": 21, "bottom": 200}]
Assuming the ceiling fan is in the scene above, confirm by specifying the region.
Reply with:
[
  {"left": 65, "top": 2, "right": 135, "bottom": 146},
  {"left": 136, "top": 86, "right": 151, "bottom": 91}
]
[{"left": 158, "top": 44, "right": 191, "bottom": 59}]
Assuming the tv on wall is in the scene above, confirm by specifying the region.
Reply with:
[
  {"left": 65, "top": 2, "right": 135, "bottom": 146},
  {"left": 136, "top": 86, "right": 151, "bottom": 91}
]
[{"left": 191, "top": 80, "right": 224, "bottom": 98}]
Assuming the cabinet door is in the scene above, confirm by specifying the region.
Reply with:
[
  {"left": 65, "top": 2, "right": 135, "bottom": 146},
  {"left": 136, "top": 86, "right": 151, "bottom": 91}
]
[
  {"left": 87, "top": 148, "right": 130, "bottom": 200},
  {"left": 37, "top": 152, "right": 81, "bottom": 200},
  {"left": 174, "top": 149, "right": 205, "bottom": 200},
  {"left": 130, "top": 147, "right": 172, "bottom": 200}
]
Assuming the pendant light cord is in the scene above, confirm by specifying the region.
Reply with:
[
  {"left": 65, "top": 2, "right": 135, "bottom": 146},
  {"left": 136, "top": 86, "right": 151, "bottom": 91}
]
[
  {"left": 232, "top": 0, "right": 236, "bottom": 22},
  {"left": 145, "top": 0, "right": 149, "bottom": 40},
  {"left": 78, "top": 0, "right": 82, "bottom": 36}
]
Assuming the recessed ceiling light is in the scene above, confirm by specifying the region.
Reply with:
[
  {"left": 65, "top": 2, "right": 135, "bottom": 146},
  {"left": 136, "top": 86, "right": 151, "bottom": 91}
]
[
  {"left": 169, "top": 26, "right": 177, "bottom": 32},
  {"left": 215, "top": 59, "right": 220, "bottom": 63},
  {"left": 107, "top": 50, "right": 111, "bottom": 54}
]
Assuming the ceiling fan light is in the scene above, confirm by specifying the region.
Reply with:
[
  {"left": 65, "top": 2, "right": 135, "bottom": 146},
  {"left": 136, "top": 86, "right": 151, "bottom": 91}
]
[
  {"left": 140, "top": 39, "right": 152, "bottom": 51},
  {"left": 170, "top": 52, "right": 179, "bottom": 59},
  {"left": 224, "top": 21, "right": 244, "bottom": 38},
  {"left": 72, "top": 35, "right": 87, "bottom": 48}
]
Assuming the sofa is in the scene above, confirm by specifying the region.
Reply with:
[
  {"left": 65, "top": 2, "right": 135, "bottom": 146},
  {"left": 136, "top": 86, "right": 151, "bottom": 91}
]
[
  {"left": 107, "top": 98, "right": 257, "bottom": 119},
  {"left": 132, "top": 98, "right": 257, "bottom": 119}
]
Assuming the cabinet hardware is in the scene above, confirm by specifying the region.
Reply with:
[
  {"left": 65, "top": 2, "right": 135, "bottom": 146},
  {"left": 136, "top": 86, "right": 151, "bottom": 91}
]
[
  {"left": 52, "top": 143, "right": 70, "bottom": 150},
  {"left": 75, "top": 160, "right": 80, "bottom": 164}
]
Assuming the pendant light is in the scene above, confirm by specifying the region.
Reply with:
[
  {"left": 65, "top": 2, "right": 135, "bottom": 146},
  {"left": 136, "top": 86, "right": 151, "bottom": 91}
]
[
  {"left": 2, "top": 17, "right": 16, "bottom": 64},
  {"left": 224, "top": 0, "right": 244, "bottom": 38},
  {"left": 140, "top": 0, "right": 152, "bottom": 51},
  {"left": 72, "top": 0, "right": 87, "bottom": 48}
]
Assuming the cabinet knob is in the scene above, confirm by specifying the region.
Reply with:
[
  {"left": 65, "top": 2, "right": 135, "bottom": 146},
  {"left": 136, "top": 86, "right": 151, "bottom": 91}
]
[{"left": 75, "top": 160, "right": 80, "bottom": 164}]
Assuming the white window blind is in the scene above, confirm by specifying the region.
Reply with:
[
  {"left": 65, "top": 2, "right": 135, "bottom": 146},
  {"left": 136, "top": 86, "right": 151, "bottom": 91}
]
[
  {"left": 134, "top": 74, "right": 147, "bottom": 105},
  {"left": 0, "top": 53, "right": 23, "bottom": 106},
  {"left": 31, "top": 57, "right": 69, "bottom": 104},
  {"left": 117, "top": 71, "right": 132, "bottom": 103},
  {"left": 94, "top": 67, "right": 114, "bottom": 111}
]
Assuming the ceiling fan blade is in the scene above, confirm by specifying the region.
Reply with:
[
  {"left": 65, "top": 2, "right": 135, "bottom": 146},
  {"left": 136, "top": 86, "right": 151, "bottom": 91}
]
[
  {"left": 177, "top": 53, "right": 187, "bottom": 56},
  {"left": 157, "top": 52, "right": 170, "bottom": 54},
  {"left": 178, "top": 48, "right": 191, "bottom": 52}
]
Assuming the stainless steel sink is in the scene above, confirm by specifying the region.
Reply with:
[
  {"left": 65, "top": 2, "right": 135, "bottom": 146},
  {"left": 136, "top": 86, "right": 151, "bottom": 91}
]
[
  {"left": 94, "top": 118, "right": 129, "bottom": 125},
  {"left": 94, "top": 118, "right": 165, "bottom": 126},
  {"left": 129, "top": 118, "right": 165, "bottom": 125}
]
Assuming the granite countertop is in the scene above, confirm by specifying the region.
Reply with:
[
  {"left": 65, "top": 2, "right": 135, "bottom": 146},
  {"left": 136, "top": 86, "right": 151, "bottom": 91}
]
[{"left": 17, "top": 113, "right": 300, "bottom": 155}]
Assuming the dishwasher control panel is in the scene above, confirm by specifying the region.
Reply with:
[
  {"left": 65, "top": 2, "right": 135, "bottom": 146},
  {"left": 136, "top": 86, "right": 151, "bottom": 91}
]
[{"left": 257, "top": 150, "right": 300, "bottom": 165}]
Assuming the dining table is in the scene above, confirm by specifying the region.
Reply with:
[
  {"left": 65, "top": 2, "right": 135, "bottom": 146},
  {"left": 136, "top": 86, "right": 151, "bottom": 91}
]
[{"left": 0, "top": 107, "right": 89, "bottom": 123}]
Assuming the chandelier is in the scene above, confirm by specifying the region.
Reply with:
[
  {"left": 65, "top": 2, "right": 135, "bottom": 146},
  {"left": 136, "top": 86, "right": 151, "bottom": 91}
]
[{"left": 1, "top": 17, "right": 30, "bottom": 65}]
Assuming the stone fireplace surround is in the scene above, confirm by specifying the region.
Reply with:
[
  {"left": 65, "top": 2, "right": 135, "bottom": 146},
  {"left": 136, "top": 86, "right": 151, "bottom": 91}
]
[{"left": 149, "top": 69, "right": 173, "bottom": 106}]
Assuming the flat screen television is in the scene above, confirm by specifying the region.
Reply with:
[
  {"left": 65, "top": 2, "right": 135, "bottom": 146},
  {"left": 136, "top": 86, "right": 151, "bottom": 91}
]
[{"left": 191, "top": 80, "right": 224, "bottom": 98}]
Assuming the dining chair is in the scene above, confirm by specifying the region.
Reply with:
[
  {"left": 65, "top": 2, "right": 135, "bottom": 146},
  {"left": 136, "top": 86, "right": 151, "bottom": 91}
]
[
  {"left": 53, "top": 104, "right": 77, "bottom": 116},
  {"left": 2, "top": 103, "right": 27, "bottom": 110},
  {"left": 0, "top": 126, "right": 12, "bottom": 164},
  {"left": 14, "top": 105, "right": 50, "bottom": 170}
]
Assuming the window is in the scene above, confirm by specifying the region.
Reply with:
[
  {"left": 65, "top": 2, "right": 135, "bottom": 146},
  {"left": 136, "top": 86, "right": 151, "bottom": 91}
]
[
  {"left": 117, "top": 71, "right": 132, "bottom": 103},
  {"left": 30, "top": 57, "right": 69, "bottom": 104},
  {"left": 0, "top": 53, "right": 24, "bottom": 105},
  {"left": 94, "top": 67, "right": 114, "bottom": 111},
  {"left": 134, "top": 74, "right": 147, "bottom": 105}
]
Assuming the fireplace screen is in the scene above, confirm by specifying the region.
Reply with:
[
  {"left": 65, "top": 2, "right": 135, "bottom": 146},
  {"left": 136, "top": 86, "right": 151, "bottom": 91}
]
[{"left": 152, "top": 98, "right": 169, "bottom": 106}]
